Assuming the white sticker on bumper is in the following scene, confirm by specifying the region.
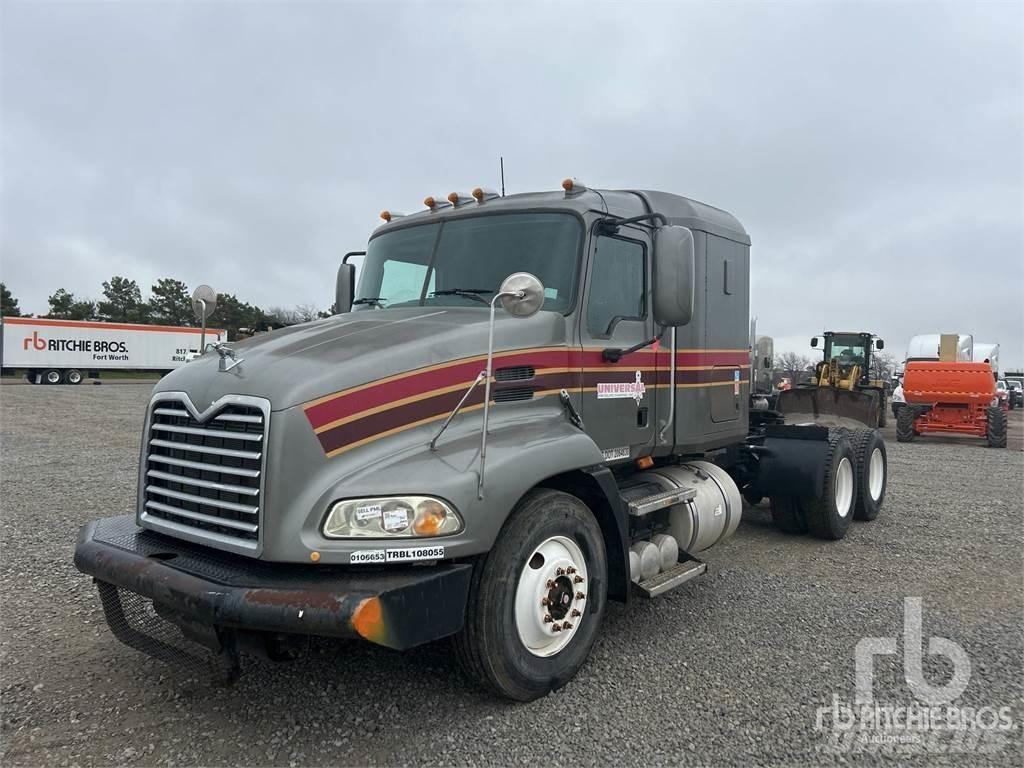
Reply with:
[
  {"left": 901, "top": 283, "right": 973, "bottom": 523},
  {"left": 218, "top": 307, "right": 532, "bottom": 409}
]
[
  {"left": 348, "top": 546, "right": 445, "bottom": 564},
  {"left": 349, "top": 549, "right": 387, "bottom": 564},
  {"left": 386, "top": 545, "right": 444, "bottom": 563}
]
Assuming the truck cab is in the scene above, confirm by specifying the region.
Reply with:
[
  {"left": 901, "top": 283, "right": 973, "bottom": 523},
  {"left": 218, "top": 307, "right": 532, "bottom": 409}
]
[{"left": 74, "top": 181, "right": 887, "bottom": 700}]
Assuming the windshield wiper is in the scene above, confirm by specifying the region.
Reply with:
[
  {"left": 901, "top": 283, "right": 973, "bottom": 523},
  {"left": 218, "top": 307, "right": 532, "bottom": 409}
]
[
  {"left": 353, "top": 297, "right": 386, "bottom": 307},
  {"left": 430, "top": 288, "right": 493, "bottom": 305}
]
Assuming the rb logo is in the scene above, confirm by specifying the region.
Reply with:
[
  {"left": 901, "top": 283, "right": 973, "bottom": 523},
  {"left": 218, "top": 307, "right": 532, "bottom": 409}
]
[{"left": 22, "top": 331, "right": 46, "bottom": 351}]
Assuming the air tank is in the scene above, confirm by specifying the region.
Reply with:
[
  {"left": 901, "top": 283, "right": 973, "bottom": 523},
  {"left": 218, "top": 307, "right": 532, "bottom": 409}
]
[{"left": 635, "top": 461, "right": 742, "bottom": 553}]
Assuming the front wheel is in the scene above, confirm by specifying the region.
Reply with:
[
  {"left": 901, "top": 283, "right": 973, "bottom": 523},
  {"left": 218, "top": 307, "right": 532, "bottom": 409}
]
[
  {"left": 987, "top": 406, "right": 1007, "bottom": 448},
  {"left": 896, "top": 405, "right": 917, "bottom": 442},
  {"left": 453, "top": 488, "right": 607, "bottom": 701}
]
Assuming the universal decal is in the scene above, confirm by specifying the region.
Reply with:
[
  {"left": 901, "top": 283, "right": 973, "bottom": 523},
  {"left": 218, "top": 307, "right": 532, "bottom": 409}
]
[{"left": 597, "top": 371, "right": 646, "bottom": 404}]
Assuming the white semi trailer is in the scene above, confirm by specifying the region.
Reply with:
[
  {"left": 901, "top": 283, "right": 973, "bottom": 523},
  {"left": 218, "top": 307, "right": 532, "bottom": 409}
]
[
  {"left": 973, "top": 342, "right": 1000, "bottom": 378},
  {"left": 0, "top": 317, "right": 226, "bottom": 384}
]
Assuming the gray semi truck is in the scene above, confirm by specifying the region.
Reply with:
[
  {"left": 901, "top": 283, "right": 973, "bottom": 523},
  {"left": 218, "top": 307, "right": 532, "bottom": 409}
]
[{"left": 73, "top": 180, "right": 888, "bottom": 701}]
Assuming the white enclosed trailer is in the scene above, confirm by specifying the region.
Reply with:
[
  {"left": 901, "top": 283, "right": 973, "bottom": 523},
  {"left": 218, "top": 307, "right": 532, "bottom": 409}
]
[{"left": 1, "top": 317, "right": 226, "bottom": 384}]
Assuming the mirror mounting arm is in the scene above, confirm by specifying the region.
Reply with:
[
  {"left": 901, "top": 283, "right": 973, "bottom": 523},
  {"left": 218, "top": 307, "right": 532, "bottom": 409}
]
[
  {"left": 477, "top": 289, "right": 522, "bottom": 498},
  {"left": 596, "top": 212, "right": 668, "bottom": 236},
  {"left": 603, "top": 328, "right": 665, "bottom": 363}
]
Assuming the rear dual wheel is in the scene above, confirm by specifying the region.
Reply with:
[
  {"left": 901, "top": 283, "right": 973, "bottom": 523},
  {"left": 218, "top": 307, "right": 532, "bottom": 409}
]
[
  {"left": 802, "top": 433, "right": 856, "bottom": 540},
  {"left": 770, "top": 432, "right": 862, "bottom": 539},
  {"left": 38, "top": 369, "right": 82, "bottom": 385},
  {"left": 849, "top": 428, "right": 886, "bottom": 521},
  {"left": 454, "top": 489, "right": 607, "bottom": 701}
]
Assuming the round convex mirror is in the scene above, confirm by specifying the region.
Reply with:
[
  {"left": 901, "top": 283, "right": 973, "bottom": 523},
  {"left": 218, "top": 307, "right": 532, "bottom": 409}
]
[{"left": 498, "top": 272, "right": 544, "bottom": 318}]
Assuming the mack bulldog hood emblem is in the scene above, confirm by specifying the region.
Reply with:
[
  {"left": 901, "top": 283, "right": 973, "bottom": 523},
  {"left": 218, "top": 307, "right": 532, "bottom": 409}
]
[{"left": 211, "top": 341, "right": 244, "bottom": 372}]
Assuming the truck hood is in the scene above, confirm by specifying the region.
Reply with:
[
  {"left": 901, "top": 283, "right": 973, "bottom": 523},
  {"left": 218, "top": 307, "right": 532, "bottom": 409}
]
[{"left": 154, "top": 307, "right": 568, "bottom": 411}]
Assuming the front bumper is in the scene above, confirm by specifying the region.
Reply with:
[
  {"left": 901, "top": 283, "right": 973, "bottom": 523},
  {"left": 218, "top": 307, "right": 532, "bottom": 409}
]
[{"left": 74, "top": 516, "right": 473, "bottom": 653}]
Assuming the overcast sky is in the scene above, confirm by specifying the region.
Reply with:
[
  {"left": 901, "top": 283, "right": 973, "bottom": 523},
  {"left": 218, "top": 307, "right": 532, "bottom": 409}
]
[{"left": 2, "top": 1, "right": 1022, "bottom": 369}]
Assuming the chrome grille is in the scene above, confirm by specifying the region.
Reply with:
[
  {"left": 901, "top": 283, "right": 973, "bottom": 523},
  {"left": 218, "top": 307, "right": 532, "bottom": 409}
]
[{"left": 139, "top": 394, "right": 269, "bottom": 555}]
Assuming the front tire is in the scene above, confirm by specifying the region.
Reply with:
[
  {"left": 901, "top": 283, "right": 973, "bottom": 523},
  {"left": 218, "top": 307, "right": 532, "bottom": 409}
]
[
  {"left": 850, "top": 429, "right": 886, "bottom": 521},
  {"left": 453, "top": 488, "right": 607, "bottom": 701},
  {"left": 986, "top": 406, "right": 1007, "bottom": 448},
  {"left": 896, "top": 405, "right": 917, "bottom": 442}
]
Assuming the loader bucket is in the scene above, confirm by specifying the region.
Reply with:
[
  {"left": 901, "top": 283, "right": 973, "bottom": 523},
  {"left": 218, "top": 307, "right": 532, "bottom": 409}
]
[{"left": 775, "top": 387, "right": 880, "bottom": 429}]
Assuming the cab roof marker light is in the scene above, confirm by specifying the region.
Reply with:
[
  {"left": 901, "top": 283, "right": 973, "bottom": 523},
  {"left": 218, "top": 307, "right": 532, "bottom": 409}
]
[
  {"left": 423, "top": 195, "right": 454, "bottom": 210},
  {"left": 447, "top": 192, "right": 475, "bottom": 207},
  {"left": 380, "top": 210, "right": 406, "bottom": 223},
  {"left": 472, "top": 187, "right": 500, "bottom": 203},
  {"left": 562, "top": 177, "right": 588, "bottom": 197}
]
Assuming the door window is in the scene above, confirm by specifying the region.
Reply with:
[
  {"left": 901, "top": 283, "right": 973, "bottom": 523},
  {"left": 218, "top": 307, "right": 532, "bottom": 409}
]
[{"left": 587, "top": 236, "right": 646, "bottom": 337}]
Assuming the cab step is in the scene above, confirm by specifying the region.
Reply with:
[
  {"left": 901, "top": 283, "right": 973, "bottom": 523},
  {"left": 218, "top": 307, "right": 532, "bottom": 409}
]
[
  {"left": 635, "top": 558, "right": 707, "bottom": 598},
  {"left": 627, "top": 487, "right": 695, "bottom": 517}
]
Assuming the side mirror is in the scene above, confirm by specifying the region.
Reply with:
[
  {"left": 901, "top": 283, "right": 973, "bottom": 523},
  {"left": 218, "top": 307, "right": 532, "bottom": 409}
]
[
  {"left": 810, "top": 337, "right": 819, "bottom": 348},
  {"left": 498, "top": 272, "right": 545, "bottom": 318},
  {"left": 875, "top": 339, "right": 885, "bottom": 350},
  {"left": 652, "top": 226, "right": 694, "bottom": 326},
  {"left": 335, "top": 262, "right": 355, "bottom": 314}
]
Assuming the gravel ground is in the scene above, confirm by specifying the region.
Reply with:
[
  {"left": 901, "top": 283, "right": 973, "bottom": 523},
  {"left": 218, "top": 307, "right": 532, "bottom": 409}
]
[{"left": 2, "top": 385, "right": 1022, "bottom": 767}]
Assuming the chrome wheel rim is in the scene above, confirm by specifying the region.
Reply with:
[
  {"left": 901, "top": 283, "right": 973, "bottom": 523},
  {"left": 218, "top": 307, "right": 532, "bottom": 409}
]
[
  {"left": 67, "top": 370, "right": 82, "bottom": 384},
  {"left": 515, "top": 535, "right": 588, "bottom": 658},
  {"left": 46, "top": 371, "right": 60, "bottom": 384},
  {"left": 835, "top": 457, "right": 854, "bottom": 518},
  {"left": 868, "top": 448, "right": 884, "bottom": 501}
]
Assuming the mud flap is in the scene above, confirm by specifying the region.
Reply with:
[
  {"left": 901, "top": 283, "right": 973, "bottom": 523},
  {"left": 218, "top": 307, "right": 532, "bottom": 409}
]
[
  {"left": 776, "top": 387, "right": 879, "bottom": 429},
  {"left": 748, "top": 424, "right": 830, "bottom": 499}
]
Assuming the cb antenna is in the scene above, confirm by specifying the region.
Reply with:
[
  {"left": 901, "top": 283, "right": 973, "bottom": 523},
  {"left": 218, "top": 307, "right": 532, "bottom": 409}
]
[{"left": 500, "top": 156, "right": 505, "bottom": 196}]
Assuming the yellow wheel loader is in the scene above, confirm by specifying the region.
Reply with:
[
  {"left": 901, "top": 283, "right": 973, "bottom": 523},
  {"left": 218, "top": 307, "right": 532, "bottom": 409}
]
[{"left": 776, "top": 331, "right": 888, "bottom": 429}]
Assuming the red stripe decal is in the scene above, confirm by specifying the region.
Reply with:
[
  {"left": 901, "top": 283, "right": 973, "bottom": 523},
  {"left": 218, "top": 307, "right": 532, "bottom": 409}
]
[{"left": 304, "top": 347, "right": 750, "bottom": 454}]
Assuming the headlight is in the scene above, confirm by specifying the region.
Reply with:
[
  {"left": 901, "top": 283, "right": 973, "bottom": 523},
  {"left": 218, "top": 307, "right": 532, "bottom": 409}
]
[{"left": 322, "top": 496, "right": 463, "bottom": 539}]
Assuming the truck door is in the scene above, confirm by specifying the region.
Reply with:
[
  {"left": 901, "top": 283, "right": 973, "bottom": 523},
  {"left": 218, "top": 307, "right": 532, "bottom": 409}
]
[{"left": 578, "top": 229, "right": 658, "bottom": 460}]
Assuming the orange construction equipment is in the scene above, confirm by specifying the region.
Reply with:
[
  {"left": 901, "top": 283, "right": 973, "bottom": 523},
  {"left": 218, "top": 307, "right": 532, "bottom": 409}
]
[{"left": 897, "top": 361, "right": 1006, "bottom": 448}]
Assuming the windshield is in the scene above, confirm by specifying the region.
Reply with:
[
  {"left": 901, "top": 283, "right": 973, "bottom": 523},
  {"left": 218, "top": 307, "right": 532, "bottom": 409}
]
[
  {"left": 354, "top": 213, "right": 581, "bottom": 312},
  {"left": 825, "top": 335, "right": 867, "bottom": 366}
]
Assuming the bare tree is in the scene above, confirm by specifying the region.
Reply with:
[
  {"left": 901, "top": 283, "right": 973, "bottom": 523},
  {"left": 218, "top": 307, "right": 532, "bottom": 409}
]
[
  {"left": 776, "top": 351, "right": 812, "bottom": 382},
  {"left": 292, "top": 303, "right": 321, "bottom": 323},
  {"left": 869, "top": 350, "right": 897, "bottom": 381},
  {"left": 266, "top": 304, "right": 323, "bottom": 326}
]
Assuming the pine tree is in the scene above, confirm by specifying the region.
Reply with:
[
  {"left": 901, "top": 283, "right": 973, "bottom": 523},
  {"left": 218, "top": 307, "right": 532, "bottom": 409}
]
[{"left": 1, "top": 282, "right": 23, "bottom": 316}]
